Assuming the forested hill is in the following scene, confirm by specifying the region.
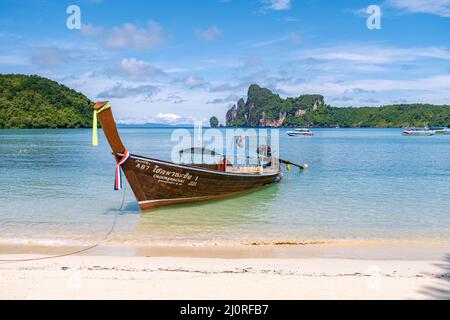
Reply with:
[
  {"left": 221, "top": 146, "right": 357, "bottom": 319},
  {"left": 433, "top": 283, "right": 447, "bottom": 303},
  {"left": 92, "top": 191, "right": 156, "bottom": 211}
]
[
  {"left": 226, "top": 84, "right": 450, "bottom": 128},
  {"left": 0, "top": 74, "right": 93, "bottom": 128}
]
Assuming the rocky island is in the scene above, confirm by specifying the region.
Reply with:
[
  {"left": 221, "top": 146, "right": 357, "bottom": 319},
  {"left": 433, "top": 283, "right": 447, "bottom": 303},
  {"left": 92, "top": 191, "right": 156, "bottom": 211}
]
[{"left": 225, "top": 84, "right": 450, "bottom": 128}]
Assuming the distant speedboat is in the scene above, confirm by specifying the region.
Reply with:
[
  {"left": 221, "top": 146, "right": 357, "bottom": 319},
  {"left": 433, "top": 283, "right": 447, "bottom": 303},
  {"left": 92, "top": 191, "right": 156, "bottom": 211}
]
[
  {"left": 429, "top": 127, "right": 449, "bottom": 135},
  {"left": 402, "top": 127, "right": 435, "bottom": 136},
  {"left": 287, "top": 128, "right": 313, "bottom": 137}
]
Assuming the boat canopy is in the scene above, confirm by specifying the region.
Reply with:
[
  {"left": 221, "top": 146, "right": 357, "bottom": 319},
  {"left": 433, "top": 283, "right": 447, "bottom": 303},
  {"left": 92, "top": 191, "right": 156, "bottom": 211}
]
[
  {"left": 179, "top": 147, "right": 222, "bottom": 156},
  {"left": 178, "top": 145, "right": 272, "bottom": 166}
]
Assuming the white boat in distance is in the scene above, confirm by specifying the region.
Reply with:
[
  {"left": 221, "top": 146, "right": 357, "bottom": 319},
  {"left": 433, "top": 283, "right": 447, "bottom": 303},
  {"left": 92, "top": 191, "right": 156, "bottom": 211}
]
[
  {"left": 402, "top": 127, "right": 435, "bottom": 136},
  {"left": 287, "top": 128, "right": 313, "bottom": 137},
  {"left": 429, "top": 126, "right": 449, "bottom": 134}
]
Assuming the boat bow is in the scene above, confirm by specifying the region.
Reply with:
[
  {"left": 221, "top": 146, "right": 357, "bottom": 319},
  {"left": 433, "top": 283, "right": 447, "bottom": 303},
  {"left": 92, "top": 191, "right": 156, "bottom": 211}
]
[{"left": 92, "top": 101, "right": 281, "bottom": 211}]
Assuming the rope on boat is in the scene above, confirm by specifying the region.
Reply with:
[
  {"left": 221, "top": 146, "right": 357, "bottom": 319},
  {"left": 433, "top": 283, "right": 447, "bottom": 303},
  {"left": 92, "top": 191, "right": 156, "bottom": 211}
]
[
  {"left": 1, "top": 103, "right": 129, "bottom": 263},
  {"left": 279, "top": 158, "right": 309, "bottom": 171},
  {"left": 0, "top": 184, "right": 127, "bottom": 264}
]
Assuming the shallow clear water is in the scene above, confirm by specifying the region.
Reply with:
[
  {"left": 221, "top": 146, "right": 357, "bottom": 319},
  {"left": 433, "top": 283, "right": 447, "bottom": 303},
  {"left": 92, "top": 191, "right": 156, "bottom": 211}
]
[{"left": 1, "top": 128, "right": 450, "bottom": 245}]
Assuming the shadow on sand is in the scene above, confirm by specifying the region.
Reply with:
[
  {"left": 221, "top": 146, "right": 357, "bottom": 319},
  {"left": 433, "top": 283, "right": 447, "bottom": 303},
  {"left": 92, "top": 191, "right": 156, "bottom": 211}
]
[{"left": 419, "top": 254, "right": 450, "bottom": 300}]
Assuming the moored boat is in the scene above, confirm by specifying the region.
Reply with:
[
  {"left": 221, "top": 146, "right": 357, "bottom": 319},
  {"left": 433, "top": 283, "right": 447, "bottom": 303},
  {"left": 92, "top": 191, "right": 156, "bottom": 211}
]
[
  {"left": 287, "top": 128, "right": 313, "bottom": 137},
  {"left": 402, "top": 127, "right": 435, "bottom": 136},
  {"left": 93, "top": 101, "right": 286, "bottom": 211}
]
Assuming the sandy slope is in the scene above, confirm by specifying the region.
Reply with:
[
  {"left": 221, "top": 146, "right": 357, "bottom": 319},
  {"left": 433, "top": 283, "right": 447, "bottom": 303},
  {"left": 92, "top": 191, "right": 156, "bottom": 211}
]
[{"left": 1, "top": 255, "right": 449, "bottom": 300}]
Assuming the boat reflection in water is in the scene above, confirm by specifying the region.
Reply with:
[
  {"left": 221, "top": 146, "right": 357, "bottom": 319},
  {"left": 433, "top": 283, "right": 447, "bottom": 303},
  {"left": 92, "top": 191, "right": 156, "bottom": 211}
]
[{"left": 133, "top": 183, "right": 282, "bottom": 240}]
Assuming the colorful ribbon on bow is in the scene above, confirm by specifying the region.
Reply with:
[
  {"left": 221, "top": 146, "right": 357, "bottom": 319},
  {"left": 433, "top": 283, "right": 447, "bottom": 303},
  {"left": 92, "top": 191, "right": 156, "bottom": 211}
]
[{"left": 114, "top": 150, "right": 130, "bottom": 190}]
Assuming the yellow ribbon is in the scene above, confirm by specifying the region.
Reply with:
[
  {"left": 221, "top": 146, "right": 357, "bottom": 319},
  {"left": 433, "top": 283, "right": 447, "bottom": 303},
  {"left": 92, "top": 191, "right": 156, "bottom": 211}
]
[{"left": 92, "top": 102, "right": 111, "bottom": 146}]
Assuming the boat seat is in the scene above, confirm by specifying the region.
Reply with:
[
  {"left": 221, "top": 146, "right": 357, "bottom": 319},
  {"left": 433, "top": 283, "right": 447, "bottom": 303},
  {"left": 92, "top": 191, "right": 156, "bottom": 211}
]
[
  {"left": 216, "top": 159, "right": 232, "bottom": 171},
  {"left": 225, "top": 166, "right": 264, "bottom": 174}
]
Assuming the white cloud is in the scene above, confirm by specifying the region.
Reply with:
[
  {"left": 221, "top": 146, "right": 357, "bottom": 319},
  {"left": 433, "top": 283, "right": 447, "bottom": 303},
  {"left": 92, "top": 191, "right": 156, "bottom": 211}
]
[
  {"left": 150, "top": 94, "right": 187, "bottom": 104},
  {"left": 209, "top": 82, "right": 244, "bottom": 92},
  {"left": 0, "top": 31, "right": 21, "bottom": 39},
  {"left": 289, "top": 32, "right": 303, "bottom": 45},
  {"left": 80, "top": 24, "right": 104, "bottom": 37},
  {"left": 81, "top": 21, "right": 167, "bottom": 50},
  {"left": 164, "top": 67, "right": 190, "bottom": 73},
  {"left": 62, "top": 69, "right": 225, "bottom": 124},
  {"left": 29, "top": 45, "right": 106, "bottom": 68},
  {"left": 0, "top": 54, "right": 27, "bottom": 66},
  {"left": 349, "top": 75, "right": 450, "bottom": 92},
  {"left": 386, "top": 0, "right": 450, "bottom": 17},
  {"left": 98, "top": 83, "right": 159, "bottom": 99},
  {"left": 281, "top": 16, "right": 300, "bottom": 22},
  {"left": 264, "top": 0, "right": 292, "bottom": 11},
  {"left": 105, "top": 21, "right": 166, "bottom": 50},
  {"left": 182, "top": 75, "right": 206, "bottom": 88},
  {"left": 299, "top": 46, "right": 450, "bottom": 64},
  {"left": 276, "top": 74, "right": 450, "bottom": 106},
  {"left": 117, "top": 113, "right": 198, "bottom": 125},
  {"left": 30, "top": 46, "right": 72, "bottom": 67},
  {"left": 207, "top": 94, "right": 240, "bottom": 104},
  {"left": 249, "top": 37, "right": 287, "bottom": 48},
  {"left": 156, "top": 113, "right": 181, "bottom": 122},
  {"left": 112, "top": 58, "right": 166, "bottom": 80},
  {"left": 249, "top": 32, "right": 303, "bottom": 48},
  {"left": 194, "top": 26, "right": 222, "bottom": 41},
  {"left": 346, "top": 7, "right": 371, "bottom": 17}
]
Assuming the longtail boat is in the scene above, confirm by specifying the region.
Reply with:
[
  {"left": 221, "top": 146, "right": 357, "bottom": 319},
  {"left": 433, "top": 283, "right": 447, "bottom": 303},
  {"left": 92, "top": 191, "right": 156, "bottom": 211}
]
[{"left": 93, "top": 101, "right": 284, "bottom": 211}]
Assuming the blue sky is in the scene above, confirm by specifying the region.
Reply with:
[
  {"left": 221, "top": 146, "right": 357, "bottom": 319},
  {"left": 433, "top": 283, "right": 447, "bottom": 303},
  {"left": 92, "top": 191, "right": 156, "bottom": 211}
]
[{"left": 1, "top": 0, "right": 450, "bottom": 124}]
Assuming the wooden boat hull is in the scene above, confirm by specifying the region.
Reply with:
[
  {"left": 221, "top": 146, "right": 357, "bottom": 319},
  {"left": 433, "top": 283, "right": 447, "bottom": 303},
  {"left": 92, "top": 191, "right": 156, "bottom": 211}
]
[
  {"left": 120, "top": 153, "right": 281, "bottom": 211},
  {"left": 92, "top": 101, "right": 281, "bottom": 211}
]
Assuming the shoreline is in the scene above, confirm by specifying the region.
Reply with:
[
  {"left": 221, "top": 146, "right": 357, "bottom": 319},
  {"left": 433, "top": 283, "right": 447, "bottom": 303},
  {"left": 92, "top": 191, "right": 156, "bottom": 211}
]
[
  {"left": 1, "top": 127, "right": 446, "bottom": 130},
  {"left": 1, "top": 238, "right": 449, "bottom": 260}
]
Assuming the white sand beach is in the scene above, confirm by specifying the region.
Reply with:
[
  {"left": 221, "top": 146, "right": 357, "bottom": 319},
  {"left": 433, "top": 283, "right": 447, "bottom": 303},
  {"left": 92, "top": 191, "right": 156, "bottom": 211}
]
[{"left": 1, "top": 243, "right": 449, "bottom": 300}]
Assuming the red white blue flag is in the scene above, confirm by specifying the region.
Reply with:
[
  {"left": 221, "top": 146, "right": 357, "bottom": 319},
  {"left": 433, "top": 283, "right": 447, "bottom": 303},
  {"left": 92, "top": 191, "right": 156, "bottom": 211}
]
[{"left": 115, "top": 150, "right": 130, "bottom": 191}]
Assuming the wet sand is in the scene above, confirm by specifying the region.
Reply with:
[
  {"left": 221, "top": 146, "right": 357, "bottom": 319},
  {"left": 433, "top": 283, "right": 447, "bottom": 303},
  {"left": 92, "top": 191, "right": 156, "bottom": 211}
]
[{"left": 1, "top": 238, "right": 449, "bottom": 259}]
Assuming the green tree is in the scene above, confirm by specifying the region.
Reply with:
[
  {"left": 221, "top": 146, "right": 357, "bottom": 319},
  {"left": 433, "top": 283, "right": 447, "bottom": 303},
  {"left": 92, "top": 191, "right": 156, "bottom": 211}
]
[
  {"left": 210, "top": 116, "right": 219, "bottom": 128},
  {"left": 0, "top": 74, "right": 93, "bottom": 129},
  {"left": 225, "top": 84, "right": 450, "bottom": 128}
]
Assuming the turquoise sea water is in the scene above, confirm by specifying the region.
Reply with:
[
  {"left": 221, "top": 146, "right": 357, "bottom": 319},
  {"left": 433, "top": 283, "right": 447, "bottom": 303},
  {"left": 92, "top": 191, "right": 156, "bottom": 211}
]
[{"left": 1, "top": 128, "right": 450, "bottom": 245}]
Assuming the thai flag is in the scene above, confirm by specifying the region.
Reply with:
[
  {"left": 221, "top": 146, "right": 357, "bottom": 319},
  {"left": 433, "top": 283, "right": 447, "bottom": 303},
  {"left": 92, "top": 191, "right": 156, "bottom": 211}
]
[{"left": 114, "top": 150, "right": 130, "bottom": 191}]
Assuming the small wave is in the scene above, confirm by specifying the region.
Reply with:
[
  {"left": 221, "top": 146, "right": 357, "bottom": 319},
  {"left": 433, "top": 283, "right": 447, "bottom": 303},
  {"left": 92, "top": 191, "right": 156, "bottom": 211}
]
[{"left": 0, "top": 237, "right": 93, "bottom": 247}]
